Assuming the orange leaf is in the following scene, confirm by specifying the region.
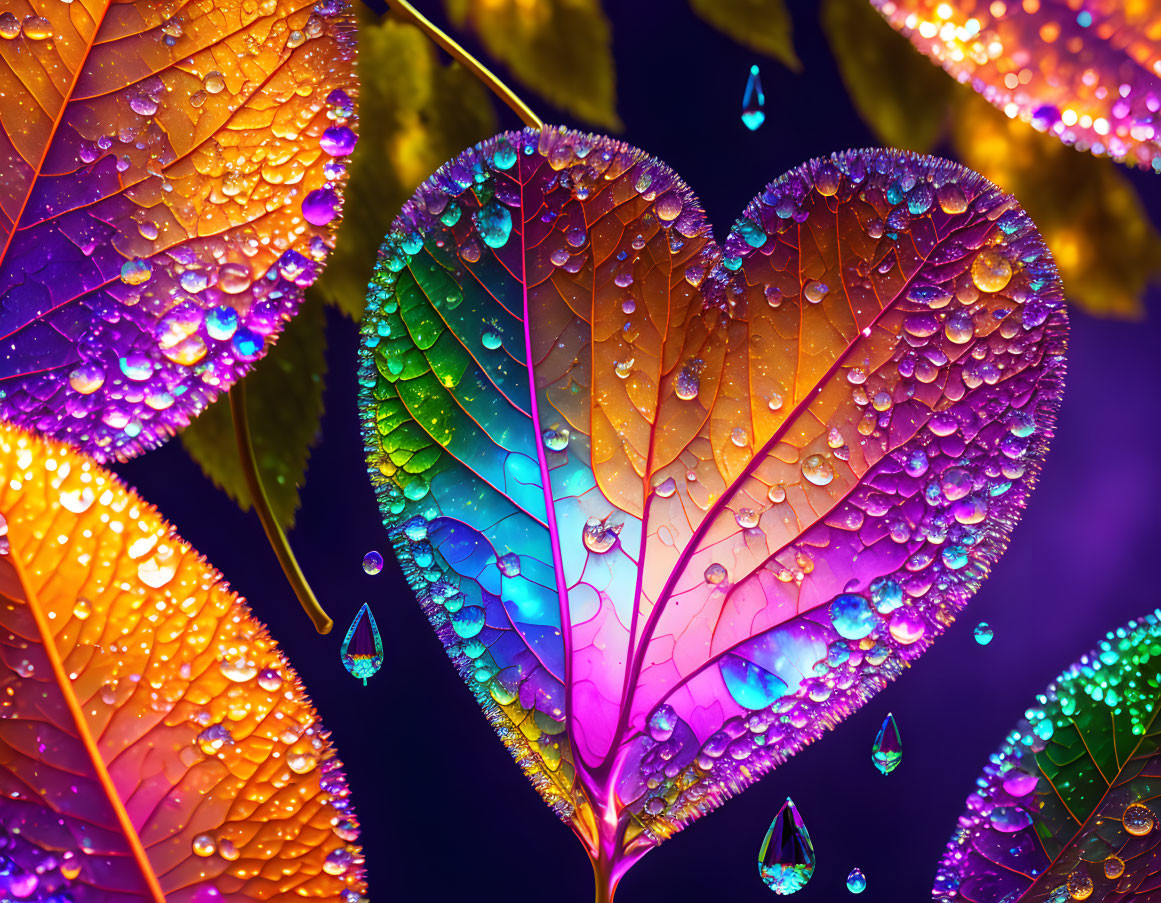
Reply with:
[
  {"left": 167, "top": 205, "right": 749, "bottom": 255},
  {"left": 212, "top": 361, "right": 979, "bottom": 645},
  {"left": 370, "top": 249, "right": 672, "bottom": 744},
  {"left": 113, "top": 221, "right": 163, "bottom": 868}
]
[
  {"left": 0, "top": 0, "right": 357, "bottom": 461},
  {"left": 0, "top": 421, "right": 366, "bottom": 902}
]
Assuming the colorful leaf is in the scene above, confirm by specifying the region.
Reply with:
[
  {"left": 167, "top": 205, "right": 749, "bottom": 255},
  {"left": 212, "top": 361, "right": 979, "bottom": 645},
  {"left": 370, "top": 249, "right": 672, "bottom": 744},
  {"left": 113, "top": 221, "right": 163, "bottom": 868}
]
[
  {"left": 869, "top": 0, "right": 1161, "bottom": 170},
  {"left": 934, "top": 611, "right": 1161, "bottom": 902},
  {"left": 0, "top": 420, "right": 365, "bottom": 901},
  {"left": 442, "top": 0, "right": 621, "bottom": 130},
  {"left": 181, "top": 295, "right": 328, "bottom": 529},
  {"left": 0, "top": 0, "right": 357, "bottom": 461},
  {"left": 823, "top": 0, "right": 1161, "bottom": 317},
  {"left": 312, "top": 13, "right": 497, "bottom": 320},
  {"left": 689, "top": 0, "right": 800, "bottom": 71},
  {"left": 359, "top": 128, "right": 1067, "bottom": 896}
]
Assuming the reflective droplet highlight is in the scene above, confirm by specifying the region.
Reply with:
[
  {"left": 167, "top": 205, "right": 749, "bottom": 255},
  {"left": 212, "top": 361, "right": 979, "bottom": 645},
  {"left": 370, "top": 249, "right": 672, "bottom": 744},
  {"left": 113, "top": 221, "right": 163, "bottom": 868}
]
[
  {"left": 341, "top": 603, "right": 383, "bottom": 685},
  {"left": 741, "top": 65, "right": 765, "bottom": 131},
  {"left": 758, "top": 797, "right": 815, "bottom": 894},
  {"left": 846, "top": 868, "right": 866, "bottom": 894},
  {"left": 974, "top": 622, "right": 994, "bottom": 645},
  {"left": 362, "top": 551, "right": 383, "bottom": 575},
  {"left": 871, "top": 712, "right": 902, "bottom": 775}
]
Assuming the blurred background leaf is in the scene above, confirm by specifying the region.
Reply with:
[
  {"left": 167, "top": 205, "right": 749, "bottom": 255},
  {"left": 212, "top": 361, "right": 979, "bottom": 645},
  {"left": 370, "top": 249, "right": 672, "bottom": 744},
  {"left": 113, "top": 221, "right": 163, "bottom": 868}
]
[
  {"left": 821, "top": 0, "right": 1161, "bottom": 318},
  {"left": 181, "top": 297, "right": 328, "bottom": 530},
  {"left": 690, "top": 0, "right": 800, "bottom": 71},
  {"left": 442, "top": 0, "right": 620, "bottom": 129},
  {"left": 313, "top": 11, "right": 499, "bottom": 319}
]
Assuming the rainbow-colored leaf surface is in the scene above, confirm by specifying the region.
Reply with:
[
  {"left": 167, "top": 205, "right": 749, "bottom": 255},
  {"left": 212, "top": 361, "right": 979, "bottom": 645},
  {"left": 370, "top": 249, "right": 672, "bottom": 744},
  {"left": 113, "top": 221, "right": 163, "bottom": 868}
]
[
  {"left": 0, "top": 0, "right": 357, "bottom": 462},
  {"left": 871, "top": 0, "right": 1161, "bottom": 170},
  {"left": 0, "top": 420, "right": 366, "bottom": 902},
  {"left": 358, "top": 128, "right": 1067, "bottom": 895},
  {"left": 935, "top": 612, "right": 1161, "bottom": 902}
]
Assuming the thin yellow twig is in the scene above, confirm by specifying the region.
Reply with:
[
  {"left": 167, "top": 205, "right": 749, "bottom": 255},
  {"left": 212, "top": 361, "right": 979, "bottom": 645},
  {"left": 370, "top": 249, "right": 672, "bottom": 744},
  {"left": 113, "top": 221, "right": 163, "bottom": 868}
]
[
  {"left": 384, "top": 0, "right": 545, "bottom": 130},
  {"left": 230, "top": 385, "right": 333, "bottom": 634}
]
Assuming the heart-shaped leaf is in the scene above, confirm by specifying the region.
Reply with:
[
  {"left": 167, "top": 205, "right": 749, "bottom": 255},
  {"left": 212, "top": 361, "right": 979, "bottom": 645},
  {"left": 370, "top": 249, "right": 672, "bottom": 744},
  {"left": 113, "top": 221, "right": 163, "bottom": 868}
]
[
  {"left": 870, "top": 0, "right": 1161, "bottom": 170},
  {"left": 0, "top": 421, "right": 366, "bottom": 901},
  {"left": 359, "top": 128, "right": 1067, "bottom": 896},
  {"left": 934, "top": 611, "right": 1161, "bottom": 902},
  {"left": 0, "top": 0, "right": 357, "bottom": 462}
]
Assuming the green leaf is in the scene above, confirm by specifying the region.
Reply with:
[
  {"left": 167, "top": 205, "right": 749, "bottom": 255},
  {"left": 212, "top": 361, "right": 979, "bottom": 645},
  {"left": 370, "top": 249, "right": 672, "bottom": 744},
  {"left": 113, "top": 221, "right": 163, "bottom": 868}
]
[
  {"left": 313, "top": 13, "right": 499, "bottom": 319},
  {"left": 181, "top": 297, "right": 328, "bottom": 529},
  {"left": 821, "top": 0, "right": 1161, "bottom": 318},
  {"left": 443, "top": 0, "right": 620, "bottom": 129},
  {"left": 689, "top": 0, "right": 800, "bottom": 71},
  {"left": 820, "top": 0, "right": 953, "bottom": 152}
]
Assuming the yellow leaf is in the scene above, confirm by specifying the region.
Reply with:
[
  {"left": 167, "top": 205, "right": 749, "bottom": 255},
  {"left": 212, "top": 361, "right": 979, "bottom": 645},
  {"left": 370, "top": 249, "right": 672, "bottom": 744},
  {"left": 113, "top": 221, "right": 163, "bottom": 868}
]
[
  {"left": 690, "top": 0, "right": 800, "bottom": 71},
  {"left": 820, "top": 0, "right": 953, "bottom": 152},
  {"left": 951, "top": 95, "right": 1161, "bottom": 319},
  {"left": 313, "top": 14, "right": 498, "bottom": 318},
  {"left": 444, "top": 0, "right": 620, "bottom": 129}
]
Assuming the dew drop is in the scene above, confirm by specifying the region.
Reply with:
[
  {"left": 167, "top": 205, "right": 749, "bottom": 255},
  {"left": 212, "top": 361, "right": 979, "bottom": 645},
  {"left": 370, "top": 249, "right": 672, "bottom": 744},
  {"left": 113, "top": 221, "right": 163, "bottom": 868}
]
[
  {"left": 846, "top": 868, "right": 867, "bottom": 894},
  {"left": 801, "top": 454, "right": 834, "bottom": 486},
  {"left": 22, "top": 16, "right": 51, "bottom": 39},
  {"left": 804, "top": 280, "right": 829, "bottom": 303},
  {"left": 1124, "top": 803, "right": 1154, "bottom": 836},
  {"left": 1066, "top": 871, "right": 1093, "bottom": 901},
  {"left": 542, "top": 427, "right": 570, "bottom": 451},
  {"left": 0, "top": 12, "right": 20, "bottom": 38},
  {"left": 582, "top": 518, "right": 622, "bottom": 554},
  {"left": 937, "top": 183, "right": 968, "bottom": 214},
  {"left": 362, "top": 551, "right": 383, "bottom": 575},
  {"left": 871, "top": 713, "right": 902, "bottom": 775},
  {"left": 73, "top": 598, "right": 92, "bottom": 620},
  {"left": 69, "top": 364, "right": 105, "bottom": 395},
  {"left": 973, "top": 622, "right": 994, "bottom": 645},
  {"left": 302, "top": 188, "right": 339, "bottom": 226},
  {"left": 735, "top": 508, "right": 759, "bottom": 529},
  {"left": 192, "top": 835, "right": 216, "bottom": 857},
  {"left": 120, "top": 259, "right": 152, "bottom": 285},
  {"left": 497, "top": 552, "right": 521, "bottom": 577},
  {"left": 971, "top": 249, "right": 1013, "bottom": 293},
  {"left": 731, "top": 426, "right": 748, "bottom": 447},
  {"left": 257, "top": 668, "right": 282, "bottom": 691},
  {"left": 1104, "top": 856, "right": 1125, "bottom": 879}
]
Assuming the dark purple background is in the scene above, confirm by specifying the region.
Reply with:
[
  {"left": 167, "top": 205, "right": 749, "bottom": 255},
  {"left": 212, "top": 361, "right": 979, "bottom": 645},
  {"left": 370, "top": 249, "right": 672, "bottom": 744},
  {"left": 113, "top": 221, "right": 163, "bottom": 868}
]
[{"left": 118, "top": 2, "right": 1161, "bottom": 900}]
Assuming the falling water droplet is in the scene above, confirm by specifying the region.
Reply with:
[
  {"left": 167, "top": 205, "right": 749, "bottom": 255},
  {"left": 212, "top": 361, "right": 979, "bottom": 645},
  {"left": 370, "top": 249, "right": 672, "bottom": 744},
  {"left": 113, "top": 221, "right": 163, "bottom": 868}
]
[
  {"left": 974, "top": 622, "right": 994, "bottom": 645},
  {"left": 758, "top": 798, "right": 815, "bottom": 894},
  {"left": 341, "top": 603, "right": 384, "bottom": 685},
  {"left": 362, "top": 551, "right": 383, "bottom": 575},
  {"left": 871, "top": 712, "right": 902, "bottom": 775},
  {"left": 846, "top": 868, "right": 867, "bottom": 894},
  {"left": 741, "top": 65, "right": 766, "bottom": 131}
]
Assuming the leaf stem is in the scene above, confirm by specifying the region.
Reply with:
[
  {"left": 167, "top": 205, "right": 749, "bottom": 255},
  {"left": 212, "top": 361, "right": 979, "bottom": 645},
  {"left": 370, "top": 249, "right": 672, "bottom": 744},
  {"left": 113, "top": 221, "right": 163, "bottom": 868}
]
[
  {"left": 229, "top": 384, "right": 333, "bottom": 634},
  {"left": 384, "top": 0, "right": 544, "bottom": 129}
]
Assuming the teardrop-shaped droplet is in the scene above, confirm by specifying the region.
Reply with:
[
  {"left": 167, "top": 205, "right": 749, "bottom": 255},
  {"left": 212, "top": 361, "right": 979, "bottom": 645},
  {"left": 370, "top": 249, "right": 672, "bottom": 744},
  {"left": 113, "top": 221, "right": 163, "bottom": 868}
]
[
  {"left": 871, "top": 712, "right": 902, "bottom": 775},
  {"left": 741, "top": 65, "right": 766, "bottom": 131},
  {"left": 846, "top": 868, "right": 867, "bottom": 894},
  {"left": 341, "top": 603, "right": 384, "bottom": 685},
  {"left": 758, "top": 797, "right": 815, "bottom": 894}
]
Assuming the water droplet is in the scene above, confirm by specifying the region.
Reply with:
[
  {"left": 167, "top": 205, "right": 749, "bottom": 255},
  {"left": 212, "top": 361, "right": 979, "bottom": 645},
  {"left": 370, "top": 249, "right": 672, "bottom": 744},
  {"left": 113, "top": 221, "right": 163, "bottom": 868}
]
[
  {"left": 196, "top": 724, "right": 233, "bottom": 754},
  {"left": 497, "top": 552, "right": 521, "bottom": 577},
  {"left": 971, "top": 249, "right": 1013, "bottom": 293},
  {"left": 731, "top": 426, "right": 749, "bottom": 447},
  {"left": 120, "top": 259, "right": 152, "bottom": 285},
  {"left": 654, "top": 476, "right": 676, "bottom": 498},
  {"left": 937, "top": 184, "right": 968, "bottom": 214},
  {"left": 974, "top": 622, "right": 994, "bottom": 645},
  {"left": 830, "top": 594, "right": 874, "bottom": 639},
  {"left": 871, "top": 713, "right": 902, "bottom": 775},
  {"left": 1103, "top": 856, "right": 1125, "bottom": 879},
  {"left": 804, "top": 280, "right": 829, "bottom": 303},
  {"left": 323, "top": 848, "right": 354, "bottom": 876},
  {"left": 302, "top": 188, "right": 338, "bottom": 226},
  {"left": 204, "top": 70, "right": 226, "bottom": 93},
  {"left": 217, "top": 839, "right": 239, "bottom": 861},
  {"left": 767, "top": 484, "right": 786, "bottom": 503},
  {"left": 615, "top": 358, "right": 635, "bottom": 379},
  {"left": 801, "top": 454, "right": 834, "bottom": 486},
  {"left": 73, "top": 597, "right": 92, "bottom": 620},
  {"left": 758, "top": 798, "right": 815, "bottom": 894},
  {"left": 542, "top": 427, "right": 570, "bottom": 451},
  {"left": 59, "top": 852, "right": 82, "bottom": 881},
  {"left": 22, "top": 16, "right": 51, "bottom": 39},
  {"left": 474, "top": 203, "right": 513, "bottom": 248},
  {"left": 320, "top": 126, "right": 357, "bottom": 156},
  {"left": 257, "top": 668, "right": 282, "bottom": 691},
  {"left": 1066, "top": 871, "right": 1093, "bottom": 900},
  {"left": 192, "top": 835, "right": 216, "bottom": 857},
  {"left": 1124, "top": 802, "right": 1154, "bottom": 836},
  {"left": 870, "top": 577, "right": 903, "bottom": 613},
  {"left": 0, "top": 12, "right": 20, "bottom": 38},
  {"left": 583, "top": 518, "right": 622, "bottom": 554},
  {"left": 648, "top": 704, "right": 678, "bottom": 741},
  {"left": 704, "top": 563, "right": 728, "bottom": 584},
  {"left": 205, "top": 305, "right": 238, "bottom": 340},
  {"left": 481, "top": 327, "right": 502, "bottom": 350},
  {"left": 362, "top": 551, "right": 383, "bottom": 575},
  {"left": 341, "top": 603, "right": 384, "bottom": 685},
  {"left": 69, "top": 363, "right": 105, "bottom": 395},
  {"left": 846, "top": 868, "right": 867, "bottom": 894},
  {"left": 735, "top": 508, "right": 759, "bottom": 529},
  {"left": 674, "top": 359, "right": 704, "bottom": 400},
  {"left": 287, "top": 753, "right": 317, "bottom": 774},
  {"left": 220, "top": 658, "right": 257, "bottom": 682},
  {"left": 655, "top": 193, "right": 683, "bottom": 222},
  {"left": 741, "top": 65, "right": 765, "bottom": 131}
]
